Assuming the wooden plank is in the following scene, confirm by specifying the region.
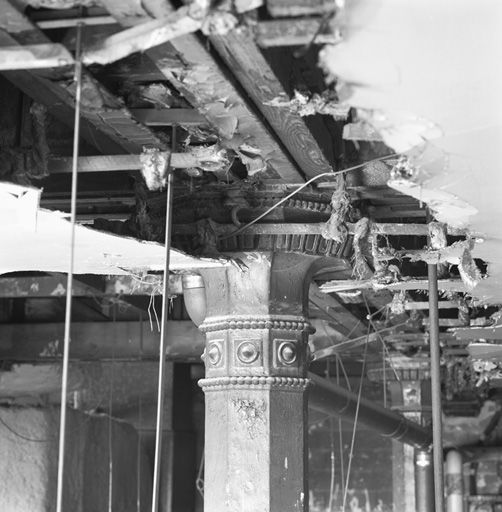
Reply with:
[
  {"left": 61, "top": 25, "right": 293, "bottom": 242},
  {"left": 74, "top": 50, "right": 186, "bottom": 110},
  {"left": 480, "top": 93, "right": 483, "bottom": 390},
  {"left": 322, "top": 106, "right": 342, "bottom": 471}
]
[
  {"left": 266, "top": 0, "right": 336, "bottom": 17},
  {"left": 81, "top": 6, "right": 202, "bottom": 66},
  {"left": 0, "top": 0, "right": 162, "bottom": 153},
  {"left": 452, "top": 324, "right": 502, "bottom": 341},
  {"left": 99, "top": 0, "right": 305, "bottom": 182},
  {"left": 210, "top": 27, "right": 333, "bottom": 178},
  {"left": 36, "top": 15, "right": 116, "bottom": 29},
  {"left": 256, "top": 18, "right": 339, "bottom": 47},
  {"left": 320, "top": 278, "right": 467, "bottom": 294},
  {"left": 48, "top": 152, "right": 220, "bottom": 172},
  {"left": 131, "top": 108, "right": 207, "bottom": 126},
  {"left": 0, "top": 43, "right": 74, "bottom": 70},
  {"left": 405, "top": 301, "right": 460, "bottom": 310}
]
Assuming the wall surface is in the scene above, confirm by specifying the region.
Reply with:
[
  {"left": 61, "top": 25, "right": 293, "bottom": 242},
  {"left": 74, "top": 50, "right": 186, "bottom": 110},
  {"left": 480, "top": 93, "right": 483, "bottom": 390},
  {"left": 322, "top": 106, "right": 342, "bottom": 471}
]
[{"left": 0, "top": 406, "right": 152, "bottom": 512}]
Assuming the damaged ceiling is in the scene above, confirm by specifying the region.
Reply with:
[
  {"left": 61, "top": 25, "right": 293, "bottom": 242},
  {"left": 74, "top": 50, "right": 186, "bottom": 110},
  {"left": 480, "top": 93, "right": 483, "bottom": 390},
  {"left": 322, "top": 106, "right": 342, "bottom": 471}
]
[{"left": 0, "top": 0, "right": 501, "bottom": 448}]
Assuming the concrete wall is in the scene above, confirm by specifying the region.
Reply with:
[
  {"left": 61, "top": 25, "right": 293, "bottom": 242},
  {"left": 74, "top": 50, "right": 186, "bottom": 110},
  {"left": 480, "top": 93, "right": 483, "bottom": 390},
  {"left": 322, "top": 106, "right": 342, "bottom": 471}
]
[{"left": 0, "top": 406, "right": 152, "bottom": 512}]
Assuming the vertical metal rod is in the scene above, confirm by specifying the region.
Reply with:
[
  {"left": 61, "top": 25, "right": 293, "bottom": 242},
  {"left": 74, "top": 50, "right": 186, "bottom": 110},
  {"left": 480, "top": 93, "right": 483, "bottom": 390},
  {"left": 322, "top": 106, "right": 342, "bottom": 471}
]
[
  {"left": 428, "top": 263, "right": 445, "bottom": 512},
  {"left": 151, "top": 127, "right": 177, "bottom": 512},
  {"left": 56, "top": 22, "right": 83, "bottom": 512},
  {"left": 415, "top": 450, "right": 434, "bottom": 512}
]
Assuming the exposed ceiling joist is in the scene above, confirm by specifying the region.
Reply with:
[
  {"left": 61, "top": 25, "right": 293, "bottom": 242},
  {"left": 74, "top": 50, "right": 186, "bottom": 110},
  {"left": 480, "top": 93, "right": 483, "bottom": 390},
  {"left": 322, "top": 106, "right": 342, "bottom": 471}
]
[{"left": 0, "top": 0, "right": 162, "bottom": 154}]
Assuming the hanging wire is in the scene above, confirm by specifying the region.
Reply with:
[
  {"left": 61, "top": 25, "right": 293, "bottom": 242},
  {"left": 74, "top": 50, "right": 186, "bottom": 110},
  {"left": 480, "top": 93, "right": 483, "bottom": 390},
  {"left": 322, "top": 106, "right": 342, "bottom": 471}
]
[
  {"left": 326, "top": 363, "right": 336, "bottom": 512},
  {"left": 0, "top": 413, "right": 52, "bottom": 443},
  {"left": 151, "top": 125, "right": 177, "bottom": 512},
  {"left": 56, "top": 22, "right": 84, "bottom": 512},
  {"left": 108, "top": 304, "right": 117, "bottom": 512},
  {"left": 342, "top": 325, "right": 370, "bottom": 511},
  {"left": 335, "top": 356, "right": 346, "bottom": 497},
  {"left": 219, "top": 154, "right": 398, "bottom": 240}
]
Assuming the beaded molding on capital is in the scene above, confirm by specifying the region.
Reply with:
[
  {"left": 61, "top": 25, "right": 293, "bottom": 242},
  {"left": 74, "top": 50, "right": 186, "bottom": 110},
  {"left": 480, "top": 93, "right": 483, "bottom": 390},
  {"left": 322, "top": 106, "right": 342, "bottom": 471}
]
[
  {"left": 199, "top": 315, "right": 314, "bottom": 334},
  {"left": 199, "top": 376, "right": 310, "bottom": 391}
]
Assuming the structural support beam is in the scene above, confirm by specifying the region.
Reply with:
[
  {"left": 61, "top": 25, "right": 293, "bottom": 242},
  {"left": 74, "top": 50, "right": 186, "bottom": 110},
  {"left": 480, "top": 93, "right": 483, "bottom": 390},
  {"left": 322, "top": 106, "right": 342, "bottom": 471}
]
[
  {"left": 0, "top": 0, "right": 162, "bottom": 153},
  {"left": 256, "top": 18, "right": 339, "bottom": 47},
  {"left": 210, "top": 27, "right": 333, "bottom": 178},
  {"left": 0, "top": 321, "right": 204, "bottom": 361}
]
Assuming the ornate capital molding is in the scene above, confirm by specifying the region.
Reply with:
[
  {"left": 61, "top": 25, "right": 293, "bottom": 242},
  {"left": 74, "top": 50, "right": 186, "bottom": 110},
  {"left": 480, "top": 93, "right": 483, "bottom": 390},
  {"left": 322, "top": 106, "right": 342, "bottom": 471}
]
[
  {"left": 199, "top": 376, "right": 310, "bottom": 392},
  {"left": 200, "top": 315, "right": 314, "bottom": 334}
]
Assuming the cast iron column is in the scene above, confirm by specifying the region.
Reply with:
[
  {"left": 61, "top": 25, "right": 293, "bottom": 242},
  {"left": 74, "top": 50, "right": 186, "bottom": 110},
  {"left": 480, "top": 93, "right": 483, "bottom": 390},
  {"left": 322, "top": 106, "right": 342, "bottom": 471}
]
[{"left": 199, "top": 252, "right": 316, "bottom": 512}]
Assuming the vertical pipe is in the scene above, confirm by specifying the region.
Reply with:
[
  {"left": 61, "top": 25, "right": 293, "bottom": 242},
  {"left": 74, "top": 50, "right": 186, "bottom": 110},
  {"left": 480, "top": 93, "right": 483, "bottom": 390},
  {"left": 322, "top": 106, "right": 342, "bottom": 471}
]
[
  {"left": 446, "top": 450, "right": 464, "bottom": 512},
  {"left": 151, "top": 127, "right": 177, "bottom": 512},
  {"left": 416, "top": 450, "right": 434, "bottom": 512},
  {"left": 428, "top": 263, "right": 445, "bottom": 512},
  {"left": 56, "top": 22, "right": 83, "bottom": 512}
]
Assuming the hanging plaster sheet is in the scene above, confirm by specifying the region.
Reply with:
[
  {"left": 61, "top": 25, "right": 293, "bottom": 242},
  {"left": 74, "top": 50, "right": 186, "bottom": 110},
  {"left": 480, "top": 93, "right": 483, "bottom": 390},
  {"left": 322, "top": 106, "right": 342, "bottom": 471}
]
[
  {"left": 0, "top": 182, "right": 223, "bottom": 275},
  {"left": 320, "top": 0, "right": 502, "bottom": 302}
]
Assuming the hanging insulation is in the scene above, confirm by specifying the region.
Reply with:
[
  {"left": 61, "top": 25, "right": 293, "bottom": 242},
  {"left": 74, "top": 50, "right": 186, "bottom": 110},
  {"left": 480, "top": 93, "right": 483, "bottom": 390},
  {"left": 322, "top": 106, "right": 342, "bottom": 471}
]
[{"left": 321, "top": 175, "right": 350, "bottom": 243}]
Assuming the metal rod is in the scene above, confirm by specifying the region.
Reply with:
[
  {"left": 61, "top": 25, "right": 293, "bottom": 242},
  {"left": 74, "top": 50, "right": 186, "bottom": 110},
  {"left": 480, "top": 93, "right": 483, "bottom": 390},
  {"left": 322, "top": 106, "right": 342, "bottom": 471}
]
[
  {"left": 151, "top": 126, "right": 177, "bottom": 512},
  {"left": 56, "top": 22, "right": 83, "bottom": 512},
  {"left": 428, "top": 263, "right": 445, "bottom": 512}
]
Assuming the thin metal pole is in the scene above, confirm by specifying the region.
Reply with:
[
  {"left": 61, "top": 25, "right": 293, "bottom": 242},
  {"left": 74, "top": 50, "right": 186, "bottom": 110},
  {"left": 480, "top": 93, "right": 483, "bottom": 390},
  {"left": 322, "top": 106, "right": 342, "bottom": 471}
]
[
  {"left": 428, "top": 263, "right": 445, "bottom": 512},
  {"left": 56, "top": 22, "right": 83, "bottom": 512},
  {"left": 151, "top": 127, "right": 177, "bottom": 512}
]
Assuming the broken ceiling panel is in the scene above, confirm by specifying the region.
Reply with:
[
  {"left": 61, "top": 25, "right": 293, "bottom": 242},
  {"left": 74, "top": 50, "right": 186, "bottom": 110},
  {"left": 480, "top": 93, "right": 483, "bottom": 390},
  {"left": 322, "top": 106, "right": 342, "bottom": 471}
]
[
  {"left": 0, "top": 182, "right": 223, "bottom": 275},
  {"left": 319, "top": 0, "right": 502, "bottom": 303}
]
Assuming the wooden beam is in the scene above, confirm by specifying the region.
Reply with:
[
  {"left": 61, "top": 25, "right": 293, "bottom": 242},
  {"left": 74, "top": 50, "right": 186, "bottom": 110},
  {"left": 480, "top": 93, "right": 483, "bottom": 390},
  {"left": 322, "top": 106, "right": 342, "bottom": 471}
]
[
  {"left": 452, "top": 324, "right": 502, "bottom": 341},
  {"left": 0, "top": 321, "right": 205, "bottom": 361},
  {"left": 266, "top": 0, "right": 336, "bottom": 17},
  {"left": 320, "top": 278, "right": 468, "bottom": 294},
  {"left": 131, "top": 108, "right": 207, "bottom": 126},
  {"left": 209, "top": 27, "right": 333, "bottom": 178},
  {"left": 405, "top": 301, "right": 460, "bottom": 310},
  {"left": 98, "top": 0, "right": 305, "bottom": 182},
  {"left": 0, "top": 43, "right": 74, "bottom": 70},
  {"left": 82, "top": 6, "right": 203, "bottom": 65},
  {"left": 256, "top": 18, "right": 339, "bottom": 47},
  {"left": 0, "top": 0, "right": 162, "bottom": 153},
  {"left": 48, "top": 152, "right": 221, "bottom": 173}
]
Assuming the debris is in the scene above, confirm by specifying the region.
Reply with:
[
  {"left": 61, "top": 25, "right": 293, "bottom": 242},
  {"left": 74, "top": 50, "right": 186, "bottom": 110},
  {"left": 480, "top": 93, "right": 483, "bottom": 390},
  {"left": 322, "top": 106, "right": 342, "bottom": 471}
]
[
  {"left": 235, "top": 144, "right": 267, "bottom": 176},
  {"left": 389, "top": 290, "right": 407, "bottom": 315},
  {"left": 459, "top": 246, "right": 482, "bottom": 290},
  {"left": 343, "top": 121, "right": 382, "bottom": 142},
  {"left": 320, "top": 175, "right": 350, "bottom": 243},
  {"left": 351, "top": 217, "right": 372, "bottom": 279},
  {"left": 140, "top": 146, "right": 170, "bottom": 191},
  {"left": 187, "top": 144, "right": 233, "bottom": 174},
  {"left": 201, "top": 10, "right": 238, "bottom": 36},
  {"left": 265, "top": 90, "right": 349, "bottom": 120}
]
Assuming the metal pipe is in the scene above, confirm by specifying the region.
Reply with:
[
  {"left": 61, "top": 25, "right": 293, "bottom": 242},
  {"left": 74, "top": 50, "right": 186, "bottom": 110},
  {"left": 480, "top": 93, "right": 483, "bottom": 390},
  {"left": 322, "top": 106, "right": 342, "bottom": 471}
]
[
  {"left": 151, "top": 126, "right": 177, "bottom": 512},
  {"left": 308, "top": 373, "right": 432, "bottom": 449},
  {"left": 416, "top": 450, "right": 434, "bottom": 512},
  {"left": 56, "top": 22, "right": 83, "bottom": 512},
  {"left": 428, "top": 262, "right": 445, "bottom": 512},
  {"left": 446, "top": 450, "right": 463, "bottom": 512}
]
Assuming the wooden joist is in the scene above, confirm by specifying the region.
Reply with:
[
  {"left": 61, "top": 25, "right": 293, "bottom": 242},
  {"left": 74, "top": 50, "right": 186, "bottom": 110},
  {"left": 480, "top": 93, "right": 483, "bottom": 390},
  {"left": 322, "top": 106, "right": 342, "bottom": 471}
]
[
  {"left": 0, "top": 43, "right": 74, "bottom": 70},
  {"left": 452, "top": 324, "right": 502, "bottom": 341},
  {"left": 131, "top": 108, "right": 207, "bottom": 126},
  {"left": 98, "top": 0, "right": 306, "bottom": 182},
  {"left": 209, "top": 27, "right": 333, "bottom": 178},
  {"left": 266, "top": 0, "right": 336, "bottom": 17},
  {"left": 0, "top": 0, "right": 162, "bottom": 154},
  {"left": 255, "top": 18, "right": 339, "bottom": 47},
  {"left": 320, "top": 278, "right": 468, "bottom": 294}
]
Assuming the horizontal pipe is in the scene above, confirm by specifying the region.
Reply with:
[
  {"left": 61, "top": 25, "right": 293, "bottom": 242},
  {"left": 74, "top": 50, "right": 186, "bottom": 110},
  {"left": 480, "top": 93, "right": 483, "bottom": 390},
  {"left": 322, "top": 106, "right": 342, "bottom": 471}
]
[{"left": 308, "top": 372, "right": 432, "bottom": 449}]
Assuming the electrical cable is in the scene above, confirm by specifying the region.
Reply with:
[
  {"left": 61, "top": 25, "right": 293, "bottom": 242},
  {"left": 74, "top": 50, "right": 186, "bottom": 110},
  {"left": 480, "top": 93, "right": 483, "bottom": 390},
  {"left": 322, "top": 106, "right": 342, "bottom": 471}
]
[
  {"left": 335, "top": 357, "right": 346, "bottom": 505},
  {"left": 151, "top": 125, "right": 177, "bottom": 512},
  {"left": 219, "top": 154, "right": 398, "bottom": 240},
  {"left": 0, "top": 413, "right": 52, "bottom": 443},
  {"left": 56, "top": 22, "right": 83, "bottom": 512}
]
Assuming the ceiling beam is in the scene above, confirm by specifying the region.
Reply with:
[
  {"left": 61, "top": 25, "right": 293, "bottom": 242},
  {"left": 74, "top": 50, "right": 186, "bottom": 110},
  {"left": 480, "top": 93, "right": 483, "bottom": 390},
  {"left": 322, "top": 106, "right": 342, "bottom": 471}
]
[
  {"left": 0, "top": 0, "right": 162, "bottom": 154},
  {"left": 209, "top": 27, "right": 334, "bottom": 178},
  {"left": 98, "top": 0, "right": 305, "bottom": 182},
  {"left": 320, "top": 278, "right": 468, "bottom": 294}
]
